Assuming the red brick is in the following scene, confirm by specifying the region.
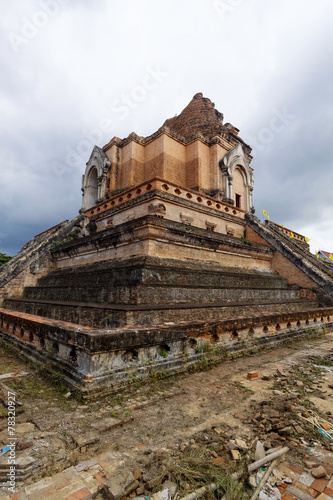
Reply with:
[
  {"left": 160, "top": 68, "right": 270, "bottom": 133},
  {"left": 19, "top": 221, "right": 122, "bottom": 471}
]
[
  {"left": 51, "top": 472, "right": 71, "bottom": 491},
  {"left": 94, "top": 471, "right": 106, "bottom": 484},
  {"left": 324, "top": 487, "right": 333, "bottom": 497},
  {"left": 97, "top": 453, "right": 113, "bottom": 468},
  {"left": 133, "top": 469, "right": 142, "bottom": 480},
  {"left": 312, "top": 479, "right": 329, "bottom": 493},
  {"left": 282, "top": 493, "right": 298, "bottom": 499},
  {"left": 291, "top": 480, "right": 319, "bottom": 497},
  {"left": 11, "top": 493, "right": 29, "bottom": 500},
  {"left": 65, "top": 488, "right": 92, "bottom": 500}
]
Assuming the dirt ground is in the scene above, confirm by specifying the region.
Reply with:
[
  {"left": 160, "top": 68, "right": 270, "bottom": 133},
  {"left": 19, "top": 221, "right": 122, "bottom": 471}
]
[{"left": 0, "top": 331, "right": 333, "bottom": 497}]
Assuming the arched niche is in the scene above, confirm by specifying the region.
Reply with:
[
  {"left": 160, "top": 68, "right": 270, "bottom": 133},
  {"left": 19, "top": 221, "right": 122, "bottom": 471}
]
[
  {"left": 81, "top": 146, "right": 111, "bottom": 210},
  {"left": 233, "top": 167, "right": 246, "bottom": 209},
  {"left": 219, "top": 143, "right": 254, "bottom": 212},
  {"left": 83, "top": 167, "right": 98, "bottom": 209}
]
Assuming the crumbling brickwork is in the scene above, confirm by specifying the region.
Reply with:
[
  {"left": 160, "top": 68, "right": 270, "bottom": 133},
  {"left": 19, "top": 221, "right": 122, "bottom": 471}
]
[{"left": 1, "top": 93, "right": 331, "bottom": 395}]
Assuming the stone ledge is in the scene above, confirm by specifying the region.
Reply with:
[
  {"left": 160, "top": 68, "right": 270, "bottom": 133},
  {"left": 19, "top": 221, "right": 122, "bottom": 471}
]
[
  {"left": 5, "top": 297, "right": 314, "bottom": 311},
  {"left": 51, "top": 215, "right": 270, "bottom": 258},
  {"left": 0, "top": 306, "right": 333, "bottom": 397}
]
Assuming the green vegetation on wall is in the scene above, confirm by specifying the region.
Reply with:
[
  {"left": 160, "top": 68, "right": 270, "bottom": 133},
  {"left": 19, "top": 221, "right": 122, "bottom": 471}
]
[{"left": 0, "top": 253, "right": 13, "bottom": 267}]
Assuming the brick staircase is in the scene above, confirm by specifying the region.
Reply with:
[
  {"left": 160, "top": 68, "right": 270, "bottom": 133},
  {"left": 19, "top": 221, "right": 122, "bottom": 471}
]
[{"left": 246, "top": 213, "right": 333, "bottom": 299}]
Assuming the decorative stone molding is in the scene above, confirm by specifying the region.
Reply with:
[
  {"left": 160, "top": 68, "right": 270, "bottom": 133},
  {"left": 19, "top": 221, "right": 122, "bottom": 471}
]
[
  {"left": 180, "top": 213, "right": 194, "bottom": 225},
  {"left": 148, "top": 203, "right": 166, "bottom": 215},
  {"left": 125, "top": 213, "right": 135, "bottom": 222},
  {"left": 205, "top": 221, "right": 217, "bottom": 231},
  {"left": 84, "top": 178, "right": 245, "bottom": 220},
  {"left": 82, "top": 146, "right": 111, "bottom": 210},
  {"left": 219, "top": 143, "right": 254, "bottom": 212}
]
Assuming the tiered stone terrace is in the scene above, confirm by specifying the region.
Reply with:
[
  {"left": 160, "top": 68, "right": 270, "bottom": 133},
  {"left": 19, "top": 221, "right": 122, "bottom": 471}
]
[
  {"left": 2, "top": 93, "right": 333, "bottom": 395},
  {"left": 0, "top": 306, "right": 332, "bottom": 397}
]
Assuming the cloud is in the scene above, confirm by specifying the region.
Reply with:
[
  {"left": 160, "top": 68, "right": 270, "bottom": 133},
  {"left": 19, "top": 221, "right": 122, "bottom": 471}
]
[{"left": 1, "top": 0, "right": 333, "bottom": 257}]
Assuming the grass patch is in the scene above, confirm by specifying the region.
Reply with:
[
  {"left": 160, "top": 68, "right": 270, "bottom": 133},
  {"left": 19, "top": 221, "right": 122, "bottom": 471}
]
[
  {"left": 0, "top": 345, "right": 77, "bottom": 410},
  {"left": 166, "top": 447, "right": 250, "bottom": 499},
  {"left": 234, "top": 381, "right": 254, "bottom": 394},
  {"left": 311, "top": 357, "right": 333, "bottom": 368},
  {"left": 292, "top": 368, "right": 314, "bottom": 385}
]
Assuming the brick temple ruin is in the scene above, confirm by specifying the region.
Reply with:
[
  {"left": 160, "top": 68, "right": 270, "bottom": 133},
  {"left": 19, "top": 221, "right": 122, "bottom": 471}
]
[{"left": 1, "top": 93, "right": 333, "bottom": 397}]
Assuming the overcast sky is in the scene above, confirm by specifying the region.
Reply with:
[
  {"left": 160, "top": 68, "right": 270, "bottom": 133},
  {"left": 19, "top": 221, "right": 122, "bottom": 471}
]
[{"left": 1, "top": 0, "right": 333, "bottom": 256}]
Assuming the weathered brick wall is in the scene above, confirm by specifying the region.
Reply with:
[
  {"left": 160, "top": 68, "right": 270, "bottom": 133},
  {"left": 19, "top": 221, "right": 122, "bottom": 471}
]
[
  {"left": 52, "top": 215, "right": 273, "bottom": 271},
  {"left": 271, "top": 251, "right": 321, "bottom": 290},
  {"left": 103, "top": 94, "right": 252, "bottom": 198},
  {"left": 233, "top": 168, "right": 246, "bottom": 210},
  {"left": 246, "top": 226, "right": 322, "bottom": 290},
  {"left": 246, "top": 226, "right": 270, "bottom": 246},
  {"left": 1, "top": 264, "right": 53, "bottom": 303},
  {"left": 21, "top": 256, "right": 292, "bottom": 305},
  {"left": 0, "top": 217, "right": 82, "bottom": 306}
]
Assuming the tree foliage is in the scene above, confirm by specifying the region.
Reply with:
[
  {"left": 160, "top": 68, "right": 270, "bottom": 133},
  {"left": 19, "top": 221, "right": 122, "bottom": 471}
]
[{"left": 0, "top": 253, "right": 12, "bottom": 267}]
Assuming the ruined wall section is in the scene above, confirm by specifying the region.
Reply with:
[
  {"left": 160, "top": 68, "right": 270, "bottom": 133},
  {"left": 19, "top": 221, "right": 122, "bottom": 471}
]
[
  {"left": 1, "top": 305, "right": 332, "bottom": 397},
  {"left": 0, "top": 217, "right": 82, "bottom": 305},
  {"left": 101, "top": 92, "right": 253, "bottom": 204},
  {"left": 245, "top": 214, "right": 333, "bottom": 302}
]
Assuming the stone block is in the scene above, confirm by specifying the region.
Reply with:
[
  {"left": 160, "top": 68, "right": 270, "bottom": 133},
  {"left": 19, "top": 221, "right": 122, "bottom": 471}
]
[
  {"left": 286, "top": 484, "right": 317, "bottom": 500},
  {"left": 72, "top": 433, "right": 100, "bottom": 449},
  {"left": 230, "top": 449, "right": 241, "bottom": 460},
  {"left": 312, "top": 466, "right": 327, "bottom": 479},
  {"left": 91, "top": 417, "right": 122, "bottom": 432},
  {"left": 74, "top": 459, "right": 99, "bottom": 472}
]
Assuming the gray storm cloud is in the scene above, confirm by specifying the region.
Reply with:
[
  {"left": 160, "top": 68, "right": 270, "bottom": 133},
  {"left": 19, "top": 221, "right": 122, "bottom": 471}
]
[{"left": 1, "top": 0, "right": 333, "bottom": 255}]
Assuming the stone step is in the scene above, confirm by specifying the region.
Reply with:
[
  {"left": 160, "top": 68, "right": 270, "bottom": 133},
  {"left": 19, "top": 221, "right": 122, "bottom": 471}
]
[
  {"left": 21, "top": 256, "right": 292, "bottom": 304},
  {"left": 22, "top": 284, "right": 302, "bottom": 304},
  {"left": 5, "top": 297, "right": 318, "bottom": 328}
]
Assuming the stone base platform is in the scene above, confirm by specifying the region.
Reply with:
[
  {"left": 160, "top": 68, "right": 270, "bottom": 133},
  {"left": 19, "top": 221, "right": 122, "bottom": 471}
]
[
  {"left": 1, "top": 307, "right": 332, "bottom": 398},
  {"left": 5, "top": 256, "right": 318, "bottom": 327}
]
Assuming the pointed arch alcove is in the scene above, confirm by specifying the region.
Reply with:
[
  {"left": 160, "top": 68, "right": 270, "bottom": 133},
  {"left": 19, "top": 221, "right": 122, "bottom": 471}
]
[
  {"left": 219, "top": 143, "right": 254, "bottom": 212},
  {"left": 83, "top": 167, "right": 98, "bottom": 210},
  {"left": 81, "top": 146, "right": 111, "bottom": 210}
]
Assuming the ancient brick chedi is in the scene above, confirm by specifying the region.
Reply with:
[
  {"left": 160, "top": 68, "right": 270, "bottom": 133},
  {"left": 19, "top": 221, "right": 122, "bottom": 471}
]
[
  {"left": 1, "top": 93, "right": 333, "bottom": 397},
  {"left": 81, "top": 92, "right": 254, "bottom": 211}
]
